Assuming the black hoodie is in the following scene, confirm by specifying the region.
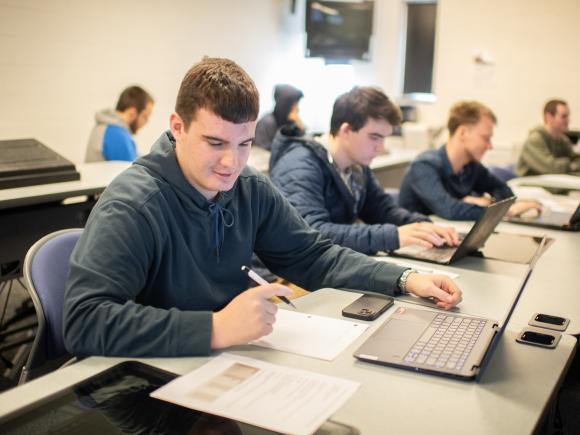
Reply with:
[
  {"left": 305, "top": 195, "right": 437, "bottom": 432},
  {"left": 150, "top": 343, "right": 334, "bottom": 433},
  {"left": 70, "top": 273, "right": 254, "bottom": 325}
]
[{"left": 254, "top": 84, "right": 304, "bottom": 150}]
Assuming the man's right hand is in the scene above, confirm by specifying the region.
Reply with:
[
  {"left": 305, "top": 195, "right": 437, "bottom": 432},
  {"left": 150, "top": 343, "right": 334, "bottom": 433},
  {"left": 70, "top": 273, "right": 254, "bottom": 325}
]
[
  {"left": 405, "top": 273, "right": 462, "bottom": 310},
  {"left": 398, "top": 222, "right": 459, "bottom": 249},
  {"left": 506, "top": 200, "right": 542, "bottom": 218},
  {"left": 210, "top": 284, "right": 293, "bottom": 349},
  {"left": 462, "top": 195, "right": 492, "bottom": 207}
]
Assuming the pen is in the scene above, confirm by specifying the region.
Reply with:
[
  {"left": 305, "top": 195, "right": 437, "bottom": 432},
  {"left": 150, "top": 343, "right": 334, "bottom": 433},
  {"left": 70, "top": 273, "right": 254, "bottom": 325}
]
[{"left": 241, "top": 265, "right": 297, "bottom": 309}]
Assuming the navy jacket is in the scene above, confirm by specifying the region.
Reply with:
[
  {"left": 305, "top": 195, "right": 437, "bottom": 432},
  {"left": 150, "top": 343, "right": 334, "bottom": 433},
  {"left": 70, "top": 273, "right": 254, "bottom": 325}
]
[
  {"left": 64, "top": 131, "right": 406, "bottom": 357},
  {"left": 399, "top": 146, "right": 514, "bottom": 220},
  {"left": 269, "top": 129, "right": 429, "bottom": 254}
]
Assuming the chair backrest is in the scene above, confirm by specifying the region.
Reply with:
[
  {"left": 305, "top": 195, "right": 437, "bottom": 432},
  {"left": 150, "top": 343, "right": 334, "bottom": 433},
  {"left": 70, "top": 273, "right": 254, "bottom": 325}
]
[
  {"left": 21, "top": 229, "right": 82, "bottom": 380},
  {"left": 488, "top": 164, "right": 517, "bottom": 183}
]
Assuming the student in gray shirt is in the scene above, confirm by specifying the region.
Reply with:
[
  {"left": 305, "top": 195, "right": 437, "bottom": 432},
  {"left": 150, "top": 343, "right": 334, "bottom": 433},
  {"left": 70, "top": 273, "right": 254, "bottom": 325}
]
[{"left": 516, "top": 99, "right": 580, "bottom": 176}]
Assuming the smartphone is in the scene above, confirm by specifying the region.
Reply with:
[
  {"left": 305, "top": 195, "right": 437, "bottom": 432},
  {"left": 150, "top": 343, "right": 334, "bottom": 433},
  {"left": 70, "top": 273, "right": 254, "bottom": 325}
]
[
  {"left": 528, "top": 313, "right": 569, "bottom": 331},
  {"left": 516, "top": 327, "right": 561, "bottom": 349},
  {"left": 342, "top": 294, "right": 394, "bottom": 321}
]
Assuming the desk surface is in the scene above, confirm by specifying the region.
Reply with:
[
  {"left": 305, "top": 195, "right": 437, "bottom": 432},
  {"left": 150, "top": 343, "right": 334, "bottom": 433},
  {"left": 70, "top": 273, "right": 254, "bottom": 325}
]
[
  {"left": 0, "top": 287, "right": 575, "bottom": 435},
  {"left": 492, "top": 221, "right": 580, "bottom": 335},
  {"left": 1, "top": 162, "right": 578, "bottom": 434},
  {"left": 429, "top": 217, "right": 580, "bottom": 335},
  {"left": 0, "top": 161, "right": 130, "bottom": 210}
]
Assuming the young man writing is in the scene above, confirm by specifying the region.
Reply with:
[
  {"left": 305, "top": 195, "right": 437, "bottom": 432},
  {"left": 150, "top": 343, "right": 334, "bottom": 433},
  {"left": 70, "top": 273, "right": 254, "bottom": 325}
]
[
  {"left": 399, "top": 101, "right": 540, "bottom": 220},
  {"left": 64, "top": 58, "right": 461, "bottom": 358}
]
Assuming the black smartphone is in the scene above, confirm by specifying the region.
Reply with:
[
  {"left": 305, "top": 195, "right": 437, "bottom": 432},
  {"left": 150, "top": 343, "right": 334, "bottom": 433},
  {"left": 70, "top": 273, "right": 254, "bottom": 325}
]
[
  {"left": 516, "top": 328, "right": 561, "bottom": 349},
  {"left": 529, "top": 313, "right": 569, "bottom": 331},
  {"left": 342, "top": 294, "right": 394, "bottom": 321}
]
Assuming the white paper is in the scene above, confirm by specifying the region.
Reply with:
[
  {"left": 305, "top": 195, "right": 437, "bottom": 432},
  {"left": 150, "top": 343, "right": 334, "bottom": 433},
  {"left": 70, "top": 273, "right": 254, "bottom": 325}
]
[
  {"left": 150, "top": 353, "right": 359, "bottom": 435},
  {"left": 374, "top": 256, "right": 460, "bottom": 279},
  {"left": 252, "top": 309, "right": 368, "bottom": 361},
  {"left": 512, "top": 174, "right": 580, "bottom": 190},
  {"left": 511, "top": 186, "right": 579, "bottom": 213}
]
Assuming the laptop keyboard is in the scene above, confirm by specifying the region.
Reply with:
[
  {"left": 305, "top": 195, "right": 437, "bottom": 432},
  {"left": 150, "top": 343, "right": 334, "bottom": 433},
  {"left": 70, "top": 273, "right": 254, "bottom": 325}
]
[{"left": 404, "top": 314, "right": 486, "bottom": 371}]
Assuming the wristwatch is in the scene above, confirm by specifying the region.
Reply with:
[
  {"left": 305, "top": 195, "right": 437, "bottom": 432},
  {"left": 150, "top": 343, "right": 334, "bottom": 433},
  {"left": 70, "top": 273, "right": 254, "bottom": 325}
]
[{"left": 398, "top": 269, "right": 417, "bottom": 295}]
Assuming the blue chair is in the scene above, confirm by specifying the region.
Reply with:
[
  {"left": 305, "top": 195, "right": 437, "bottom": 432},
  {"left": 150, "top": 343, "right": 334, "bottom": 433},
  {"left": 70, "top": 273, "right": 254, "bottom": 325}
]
[
  {"left": 19, "top": 229, "right": 82, "bottom": 383},
  {"left": 488, "top": 164, "right": 517, "bottom": 183}
]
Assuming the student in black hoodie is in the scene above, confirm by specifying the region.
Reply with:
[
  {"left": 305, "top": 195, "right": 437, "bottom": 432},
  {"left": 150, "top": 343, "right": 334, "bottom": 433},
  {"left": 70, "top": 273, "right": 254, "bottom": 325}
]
[
  {"left": 254, "top": 84, "right": 304, "bottom": 150},
  {"left": 64, "top": 58, "right": 462, "bottom": 358}
]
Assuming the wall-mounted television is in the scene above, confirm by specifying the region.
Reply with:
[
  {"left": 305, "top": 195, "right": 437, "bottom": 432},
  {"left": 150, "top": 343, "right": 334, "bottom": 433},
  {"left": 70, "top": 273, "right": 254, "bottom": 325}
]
[{"left": 305, "top": 1, "right": 374, "bottom": 62}]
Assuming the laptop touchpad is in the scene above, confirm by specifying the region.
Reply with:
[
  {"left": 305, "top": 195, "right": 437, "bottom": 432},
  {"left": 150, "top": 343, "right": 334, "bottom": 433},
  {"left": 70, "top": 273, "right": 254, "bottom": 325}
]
[
  {"left": 377, "top": 319, "right": 426, "bottom": 340},
  {"left": 373, "top": 319, "right": 426, "bottom": 358}
]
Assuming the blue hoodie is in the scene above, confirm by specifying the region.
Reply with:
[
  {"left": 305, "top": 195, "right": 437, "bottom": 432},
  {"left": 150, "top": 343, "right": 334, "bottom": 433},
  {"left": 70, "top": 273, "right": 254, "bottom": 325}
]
[{"left": 64, "top": 131, "right": 406, "bottom": 357}]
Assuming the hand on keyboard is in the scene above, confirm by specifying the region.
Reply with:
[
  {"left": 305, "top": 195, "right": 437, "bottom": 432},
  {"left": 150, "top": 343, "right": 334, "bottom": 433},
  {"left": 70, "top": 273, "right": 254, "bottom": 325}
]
[
  {"left": 398, "top": 222, "right": 460, "bottom": 249},
  {"left": 405, "top": 273, "right": 462, "bottom": 310}
]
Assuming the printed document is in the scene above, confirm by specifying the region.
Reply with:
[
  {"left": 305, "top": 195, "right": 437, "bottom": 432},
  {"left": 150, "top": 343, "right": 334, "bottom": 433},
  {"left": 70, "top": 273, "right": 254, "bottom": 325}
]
[
  {"left": 151, "top": 353, "right": 359, "bottom": 435},
  {"left": 251, "top": 309, "right": 368, "bottom": 360}
]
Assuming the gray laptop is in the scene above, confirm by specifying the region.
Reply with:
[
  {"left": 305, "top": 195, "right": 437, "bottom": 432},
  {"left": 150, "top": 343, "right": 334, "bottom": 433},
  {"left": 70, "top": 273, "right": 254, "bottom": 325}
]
[
  {"left": 354, "top": 237, "right": 546, "bottom": 381},
  {"left": 508, "top": 203, "right": 580, "bottom": 232},
  {"left": 393, "top": 196, "right": 516, "bottom": 264}
]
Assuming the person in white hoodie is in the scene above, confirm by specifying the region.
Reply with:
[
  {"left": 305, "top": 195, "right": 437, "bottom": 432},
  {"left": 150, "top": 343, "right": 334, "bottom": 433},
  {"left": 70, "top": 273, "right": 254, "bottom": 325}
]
[{"left": 85, "top": 85, "right": 154, "bottom": 162}]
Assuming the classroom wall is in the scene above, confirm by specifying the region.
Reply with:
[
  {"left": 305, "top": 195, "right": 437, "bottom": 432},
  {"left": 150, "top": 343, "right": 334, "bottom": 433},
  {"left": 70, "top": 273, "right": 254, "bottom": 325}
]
[
  {"left": 0, "top": 0, "right": 290, "bottom": 162},
  {"left": 0, "top": 0, "right": 578, "bottom": 164},
  {"left": 418, "top": 0, "right": 580, "bottom": 157}
]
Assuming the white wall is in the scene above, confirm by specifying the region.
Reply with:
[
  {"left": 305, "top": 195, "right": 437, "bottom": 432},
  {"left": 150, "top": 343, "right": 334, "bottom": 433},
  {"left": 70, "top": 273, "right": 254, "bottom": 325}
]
[
  {"left": 418, "top": 0, "right": 580, "bottom": 156},
  {"left": 0, "top": 0, "right": 293, "bottom": 162},
  {"left": 0, "top": 0, "right": 578, "bottom": 164}
]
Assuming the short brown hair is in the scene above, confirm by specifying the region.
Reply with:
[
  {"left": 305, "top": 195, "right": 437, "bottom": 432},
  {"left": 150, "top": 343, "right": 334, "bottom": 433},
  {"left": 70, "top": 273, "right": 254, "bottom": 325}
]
[
  {"left": 175, "top": 57, "right": 259, "bottom": 129},
  {"left": 115, "top": 86, "right": 154, "bottom": 113},
  {"left": 544, "top": 99, "right": 567, "bottom": 116},
  {"left": 447, "top": 101, "right": 497, "bottom": 136},
  {"left": 330, "top": 87, "right": 402, "bottom": 136}
]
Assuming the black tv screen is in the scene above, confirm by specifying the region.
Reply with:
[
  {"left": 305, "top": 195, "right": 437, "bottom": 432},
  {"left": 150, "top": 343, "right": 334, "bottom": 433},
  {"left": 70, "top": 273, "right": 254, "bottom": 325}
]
[{"left": 306, "top": 1, "right": 374, "bottom": 61}]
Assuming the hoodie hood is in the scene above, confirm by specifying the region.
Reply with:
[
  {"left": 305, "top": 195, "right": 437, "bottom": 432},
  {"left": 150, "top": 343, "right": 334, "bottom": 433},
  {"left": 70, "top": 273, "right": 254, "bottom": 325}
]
[
  {"left": 529, "top": 124, "right": 548, "bottom": 137},
  {"left": 273, "top": 84, "right": 303, "bottom": 127},
  {"left": 95, "top": 109, "right": 129, "bottom": 129},
  {"left": 134, "top": 131, "right": 235, "bottom": 260},
  {"left": 269, "top": 126, "right": 358, "bottom": 221},
  {"left": 269, "top": 125, "right": 328, "bottom": 172}
]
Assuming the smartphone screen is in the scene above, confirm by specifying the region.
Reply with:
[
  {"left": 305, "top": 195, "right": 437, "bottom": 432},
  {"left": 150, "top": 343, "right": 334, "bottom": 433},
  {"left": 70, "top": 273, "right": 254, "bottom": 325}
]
[
  {"left": 535, "top": 314, "right": 566, "bottom": 325},
  {"left": 521, "top": 331, "right": 555, "bottom": 345}
]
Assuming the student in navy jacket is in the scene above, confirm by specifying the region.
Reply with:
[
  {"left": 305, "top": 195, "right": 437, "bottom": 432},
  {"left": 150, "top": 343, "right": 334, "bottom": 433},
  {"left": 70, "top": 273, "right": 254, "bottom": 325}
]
[
  {"left": 64, "top": 59, "right": 462, "bottom": 358},
  {"left": 269, "top": 87, "right": 458, "bottom": 255},
  {"left": 399, "top": 101, "right": 541, "bottom": 220}
]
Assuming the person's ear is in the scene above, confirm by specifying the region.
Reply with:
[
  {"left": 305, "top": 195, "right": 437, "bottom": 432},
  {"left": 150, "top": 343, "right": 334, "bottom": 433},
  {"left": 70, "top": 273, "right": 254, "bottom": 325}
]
[
  {"left": 339, "top": 122, "right": 353, "bottom": 136},
  {"left": 126, "top": 107, "right": 138, "bottom": 122},
  {"left": 457, "top": 124, "right": 469, "bottom": 141},
  {"left": 169, "top": 112, "right": 185, "bottom": 139}
]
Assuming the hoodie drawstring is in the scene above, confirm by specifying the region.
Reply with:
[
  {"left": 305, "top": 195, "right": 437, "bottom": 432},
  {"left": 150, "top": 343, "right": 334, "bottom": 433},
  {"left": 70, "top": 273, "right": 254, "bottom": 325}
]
[{"left": 208, "top": 203, "right": 234, "bottom": 262}]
